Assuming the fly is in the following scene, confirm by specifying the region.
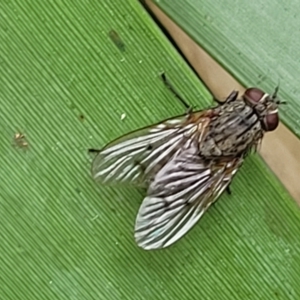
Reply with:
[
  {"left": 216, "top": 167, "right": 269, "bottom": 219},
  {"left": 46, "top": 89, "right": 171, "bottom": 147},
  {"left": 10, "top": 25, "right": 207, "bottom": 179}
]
[{"left": 90, "top": 74, "right": 282, "bottom": 250}]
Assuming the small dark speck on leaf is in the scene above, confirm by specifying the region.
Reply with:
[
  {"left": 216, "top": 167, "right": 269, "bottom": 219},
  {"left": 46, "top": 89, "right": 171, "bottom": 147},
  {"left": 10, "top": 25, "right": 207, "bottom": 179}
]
[
  {"left": 75, "top": 187, "right": 82, "bottom": 195},
  {"left": 108, "top": 30, "right": 125, "bottom": 52},
  {"left": 79, "top": 114, "right": 85, "bottom": 122}
]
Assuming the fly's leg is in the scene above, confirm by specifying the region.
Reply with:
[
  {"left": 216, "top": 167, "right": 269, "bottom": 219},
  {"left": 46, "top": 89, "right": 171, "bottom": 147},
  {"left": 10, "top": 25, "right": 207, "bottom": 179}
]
[
  {"left": 225, "top": 91, "right": 239, "bottom": 103},
  {"left": 214, "top": 91, "right": 239, "bottom": 105},
  {"left": 161, "top": 72, "right": 193, "bottom": 114},
  {"left": 210, "top": 185, "right": 232, "bottom": 209},
  {"left": 225, "top": 185, "right": 232, "bottom": 195},
  {"left": 88, "top": 148, "right": 100, "bottom": 153}
]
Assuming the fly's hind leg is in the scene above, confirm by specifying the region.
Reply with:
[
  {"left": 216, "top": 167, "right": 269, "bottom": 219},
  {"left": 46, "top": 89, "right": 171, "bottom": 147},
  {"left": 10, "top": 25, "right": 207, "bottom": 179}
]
[{"left": 161, "top": 72, "right": 193, "bottom": 114}]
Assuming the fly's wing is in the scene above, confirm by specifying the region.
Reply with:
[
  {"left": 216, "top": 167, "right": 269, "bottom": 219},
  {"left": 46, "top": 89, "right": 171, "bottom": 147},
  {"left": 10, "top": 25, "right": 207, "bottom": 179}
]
[
  {"left": 135, "top": 146, "right": 243, "bottom": 250},
  {"left": 91, "top": 111, "right": 211, "bottom": 186}
]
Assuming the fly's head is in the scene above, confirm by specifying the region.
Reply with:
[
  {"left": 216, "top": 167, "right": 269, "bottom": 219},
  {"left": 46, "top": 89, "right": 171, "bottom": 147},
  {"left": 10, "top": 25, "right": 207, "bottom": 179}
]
[{"left": 243, "top": 87, "right": 282, "bottom": 131}]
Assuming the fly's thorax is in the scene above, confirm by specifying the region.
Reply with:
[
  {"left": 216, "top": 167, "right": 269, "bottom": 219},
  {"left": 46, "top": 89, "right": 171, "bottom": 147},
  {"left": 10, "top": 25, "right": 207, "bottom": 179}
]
[{"left": 200, "top": 101, "right": 263, "bottom": 157}]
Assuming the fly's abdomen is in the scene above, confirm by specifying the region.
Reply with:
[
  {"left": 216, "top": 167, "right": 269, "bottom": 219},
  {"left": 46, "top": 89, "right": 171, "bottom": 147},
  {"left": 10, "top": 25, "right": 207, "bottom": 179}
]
[{"left": 200, "top": 102, "right": 263, "bottom": 157}]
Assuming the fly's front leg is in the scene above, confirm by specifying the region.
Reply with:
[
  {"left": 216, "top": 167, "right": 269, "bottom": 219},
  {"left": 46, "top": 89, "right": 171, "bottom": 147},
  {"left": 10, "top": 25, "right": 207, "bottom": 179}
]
[
  {"left": 214, "top": 91, "right": 239, "bottom": 105},
  {"left": 161, "top": 72, "right": 193, "bottom": 114}
]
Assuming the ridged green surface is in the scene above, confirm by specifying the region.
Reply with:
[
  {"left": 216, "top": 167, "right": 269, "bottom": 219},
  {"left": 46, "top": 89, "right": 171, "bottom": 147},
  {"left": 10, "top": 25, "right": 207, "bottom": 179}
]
[
  {"left": 156, "top": 0, "right": 300, "bottom": 137},
  {"left": 0, "top": 1, "right": 300, "bottom": 299}
]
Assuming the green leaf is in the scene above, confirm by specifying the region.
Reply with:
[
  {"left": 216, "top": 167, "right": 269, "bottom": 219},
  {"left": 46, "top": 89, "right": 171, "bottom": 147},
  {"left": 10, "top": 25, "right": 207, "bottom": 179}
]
[{"left": 1, "top": 1, "right": 299, "bottom": 299}]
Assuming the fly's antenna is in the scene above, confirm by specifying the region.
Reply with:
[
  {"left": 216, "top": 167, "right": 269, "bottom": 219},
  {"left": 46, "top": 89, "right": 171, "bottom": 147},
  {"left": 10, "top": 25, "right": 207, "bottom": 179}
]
[
  {"left": 271, "top": 80, "right": 280, "bottom": 100},
  {"left": 271, "top": 81, "right": 286, "bottom": 105}
]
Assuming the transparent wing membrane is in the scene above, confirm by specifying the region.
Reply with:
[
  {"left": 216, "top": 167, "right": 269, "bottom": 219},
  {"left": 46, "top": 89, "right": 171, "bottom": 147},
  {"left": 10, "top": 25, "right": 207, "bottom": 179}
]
[
  {"left": 135, "top": 148, "right": 243, "bottom": 250},
  {"left": 91, "top": 112, "right": 208, "bottom": 186}
]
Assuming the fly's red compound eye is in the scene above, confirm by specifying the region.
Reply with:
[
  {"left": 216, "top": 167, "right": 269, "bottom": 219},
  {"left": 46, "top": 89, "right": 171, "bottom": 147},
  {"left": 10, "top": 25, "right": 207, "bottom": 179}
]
[
  {"left": 243, "top": 87, "right": 265, "bottom": 105},
  {"left": 263, "top": 112, "right": 279, "bottom": 131},
  {"left": 244, "top": 87, "right": 279, "bottom": 131}
]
